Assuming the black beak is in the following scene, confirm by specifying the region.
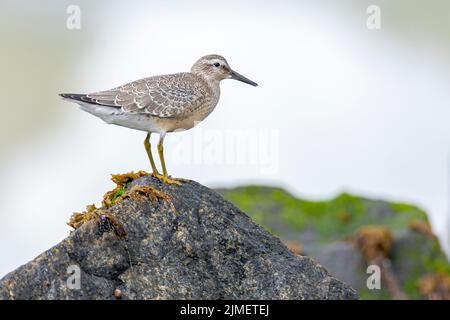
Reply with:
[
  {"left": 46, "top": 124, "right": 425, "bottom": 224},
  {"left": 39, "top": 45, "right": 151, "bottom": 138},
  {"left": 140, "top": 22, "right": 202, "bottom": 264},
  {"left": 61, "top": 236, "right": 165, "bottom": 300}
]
[{"left": 230, "top": 70, "right": 258, "bottom": 87}]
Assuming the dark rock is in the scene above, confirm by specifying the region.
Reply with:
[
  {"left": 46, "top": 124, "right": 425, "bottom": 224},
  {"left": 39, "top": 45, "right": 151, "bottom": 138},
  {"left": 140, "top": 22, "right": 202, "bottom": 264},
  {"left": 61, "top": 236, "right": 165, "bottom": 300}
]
[
  {"left": 391, "top": 230, "right": 441, "bottom": 285},
  {"left": 306, "top": 242, "right": 366, "bottom": 291},
  {"left": 0, "top": 177, "right": 357, "bottom": 300}
]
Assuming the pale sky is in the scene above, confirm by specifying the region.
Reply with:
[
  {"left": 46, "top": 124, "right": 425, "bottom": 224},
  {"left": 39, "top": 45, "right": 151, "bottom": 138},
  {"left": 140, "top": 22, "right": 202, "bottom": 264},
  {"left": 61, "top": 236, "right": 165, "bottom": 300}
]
[{"left": 1, "top": 0, "right": 449, "bottom": 277}]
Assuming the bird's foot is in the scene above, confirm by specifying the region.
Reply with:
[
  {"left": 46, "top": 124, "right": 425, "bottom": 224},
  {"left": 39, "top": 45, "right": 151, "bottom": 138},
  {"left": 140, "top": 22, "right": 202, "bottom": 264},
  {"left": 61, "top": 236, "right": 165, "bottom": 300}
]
[{"left": 151, "top": 172, "right": 184, "bottom": 186}]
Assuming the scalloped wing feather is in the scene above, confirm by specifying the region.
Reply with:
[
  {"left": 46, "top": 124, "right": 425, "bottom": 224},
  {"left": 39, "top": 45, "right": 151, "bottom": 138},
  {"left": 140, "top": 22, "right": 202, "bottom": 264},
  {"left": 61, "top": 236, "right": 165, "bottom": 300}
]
[{"left": 86, "top": 73, "right": 212, "bottom": 118}]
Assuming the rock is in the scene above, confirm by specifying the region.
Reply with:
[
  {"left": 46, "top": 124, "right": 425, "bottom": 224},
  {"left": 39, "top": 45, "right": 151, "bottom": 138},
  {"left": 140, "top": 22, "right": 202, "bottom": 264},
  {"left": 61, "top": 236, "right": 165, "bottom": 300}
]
[
  {"left": 0, "top": 176, "right": 357, "bottom": 300},
  {"left": 306, "top": 242, "right": 366, "bottom": 291},
  {"left": 217, "top": 185, "right": 450, "bottom": 299}
]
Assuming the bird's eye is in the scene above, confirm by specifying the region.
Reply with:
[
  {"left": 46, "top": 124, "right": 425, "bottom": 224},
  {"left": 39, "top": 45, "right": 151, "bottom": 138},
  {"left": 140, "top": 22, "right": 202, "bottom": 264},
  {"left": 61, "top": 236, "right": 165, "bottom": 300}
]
[{"left": 213, "top": 62, "right": 220, "bottom": 67}]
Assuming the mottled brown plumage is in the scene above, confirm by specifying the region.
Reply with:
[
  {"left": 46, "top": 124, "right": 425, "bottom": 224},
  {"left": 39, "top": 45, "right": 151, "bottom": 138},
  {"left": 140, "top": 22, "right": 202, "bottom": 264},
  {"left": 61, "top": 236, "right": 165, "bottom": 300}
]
[
  {"left": 86, "top": 73, "right": 214, "bottom": 118},
  {"left": 60, "top": 54, "right": 257, "bottom": 184}
]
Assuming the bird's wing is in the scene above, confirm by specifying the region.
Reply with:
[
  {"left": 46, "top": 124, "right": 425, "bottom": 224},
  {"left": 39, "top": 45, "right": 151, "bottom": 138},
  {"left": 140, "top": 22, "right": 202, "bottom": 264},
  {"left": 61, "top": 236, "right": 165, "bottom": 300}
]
[{"left": 85, "top": 73, "right": 212, "bottom": 118}]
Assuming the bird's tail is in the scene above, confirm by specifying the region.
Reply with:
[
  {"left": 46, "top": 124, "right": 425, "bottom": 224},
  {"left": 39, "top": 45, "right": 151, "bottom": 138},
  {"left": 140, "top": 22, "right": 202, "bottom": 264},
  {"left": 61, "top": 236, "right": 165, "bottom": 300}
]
[{"left": 59, "top": 93, "right": 89, "bottom": 103}]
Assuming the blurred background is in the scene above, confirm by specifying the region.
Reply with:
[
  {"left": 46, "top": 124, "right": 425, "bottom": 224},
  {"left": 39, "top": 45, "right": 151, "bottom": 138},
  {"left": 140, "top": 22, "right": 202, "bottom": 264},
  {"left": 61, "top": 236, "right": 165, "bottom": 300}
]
[{"left": 1, "top": 0, "right": 450, "bottom": 299}]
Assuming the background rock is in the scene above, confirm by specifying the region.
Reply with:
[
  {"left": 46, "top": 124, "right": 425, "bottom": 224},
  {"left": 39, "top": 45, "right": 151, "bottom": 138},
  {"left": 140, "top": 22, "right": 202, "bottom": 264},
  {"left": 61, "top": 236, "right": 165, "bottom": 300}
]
[{"left": 217, "top": 186, "right": 450, "bottom": 299}]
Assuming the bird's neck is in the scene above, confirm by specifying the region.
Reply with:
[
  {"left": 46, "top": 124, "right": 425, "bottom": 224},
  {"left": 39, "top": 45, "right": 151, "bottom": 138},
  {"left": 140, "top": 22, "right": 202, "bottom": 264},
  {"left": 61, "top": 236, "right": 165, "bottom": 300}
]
[
  {"left": 208, "top": 79, "right": 221, "bottom": 100},
  {"left": 195, "top": 73, "right": 221, "bottom": 100}
]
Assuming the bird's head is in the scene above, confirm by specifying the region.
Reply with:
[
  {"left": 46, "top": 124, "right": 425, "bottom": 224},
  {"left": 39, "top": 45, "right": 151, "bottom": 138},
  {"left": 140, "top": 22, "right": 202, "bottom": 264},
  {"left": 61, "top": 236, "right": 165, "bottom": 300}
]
[{"left": 191, "top": 54, "right": 258, "bottom": 87}]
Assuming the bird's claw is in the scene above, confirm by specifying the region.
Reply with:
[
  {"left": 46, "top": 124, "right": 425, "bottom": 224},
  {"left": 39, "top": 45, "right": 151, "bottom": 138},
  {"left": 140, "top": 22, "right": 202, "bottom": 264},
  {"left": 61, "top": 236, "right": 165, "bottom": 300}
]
[{"left": 152, "top": 172, "right": 183, "bottom": 186}]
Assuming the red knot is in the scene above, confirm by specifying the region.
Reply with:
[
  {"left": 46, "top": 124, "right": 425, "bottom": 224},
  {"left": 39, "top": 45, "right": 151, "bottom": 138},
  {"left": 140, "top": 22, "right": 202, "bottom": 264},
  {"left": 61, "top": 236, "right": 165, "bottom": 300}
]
[{"left": 60, "top": 54, "right": 257, "bottom": 185}]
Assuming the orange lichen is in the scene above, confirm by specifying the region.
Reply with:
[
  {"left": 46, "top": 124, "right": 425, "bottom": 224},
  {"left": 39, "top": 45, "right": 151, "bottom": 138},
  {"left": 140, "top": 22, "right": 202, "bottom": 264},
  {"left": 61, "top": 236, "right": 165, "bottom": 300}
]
[
  {"left": 68, "top": 204, "right": 99, "bottom": 229},
  {"left": 408, "top": 220, "right": 436, "bottom": 239},
  {"left": 351, "top": 225, "right": 394, "bottom": 261},
  {"left": 284, "top": 240, "right": 303, "bottom": 255},
  {"left": 336, "top": 210, "right": 352, "bottom": 224},
  {"left": 69, "top": 171, "right": 175, "bottom": 232},
  {"left": 419, "top": 273, "right": 450, "bottom": 300},
  {"left": 116, "top": 185, "right": 171, "bottom": 203},
  {"left": 102, "top": 171, "right": 149, "bottom": 208},
  {"left": 68, "top": 204, "right": 127, "bottom": 239}
]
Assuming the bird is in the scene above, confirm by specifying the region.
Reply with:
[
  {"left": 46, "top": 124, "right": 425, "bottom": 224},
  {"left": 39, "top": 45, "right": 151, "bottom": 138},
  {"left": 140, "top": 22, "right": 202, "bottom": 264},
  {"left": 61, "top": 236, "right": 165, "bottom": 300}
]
[{"left": 60, "top": 54, "right": 258, "bottom": 185}]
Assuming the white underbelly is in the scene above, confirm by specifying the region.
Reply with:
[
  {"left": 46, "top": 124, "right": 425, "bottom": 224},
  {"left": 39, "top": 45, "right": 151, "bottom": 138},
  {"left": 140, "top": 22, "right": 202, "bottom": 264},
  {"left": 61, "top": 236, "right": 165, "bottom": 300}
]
[{"left": 78, "top": 103, "right": 166, "bottom": 133}]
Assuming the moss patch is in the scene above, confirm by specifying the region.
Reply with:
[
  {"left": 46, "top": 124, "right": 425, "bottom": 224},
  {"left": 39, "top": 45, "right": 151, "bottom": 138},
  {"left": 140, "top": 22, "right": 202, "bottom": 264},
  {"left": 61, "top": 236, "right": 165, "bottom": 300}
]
[
  {"left": 68, "top": 171, "right": 173, "bottom": 232},
  {"left": 102, "top": 171, "right": 149, "bottom": 207},
  {"left": 218, "top": 187, "right": 429, "bottom": 244},
  {"left": 68, "top": 204, "right": 99, "bottom": 229}
]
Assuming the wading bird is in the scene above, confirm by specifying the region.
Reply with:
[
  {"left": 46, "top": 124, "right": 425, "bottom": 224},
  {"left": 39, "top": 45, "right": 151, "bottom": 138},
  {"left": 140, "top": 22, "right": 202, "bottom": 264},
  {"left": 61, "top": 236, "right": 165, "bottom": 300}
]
[{"left": 60, "top": 55, "right": 257, "bottom": 184}]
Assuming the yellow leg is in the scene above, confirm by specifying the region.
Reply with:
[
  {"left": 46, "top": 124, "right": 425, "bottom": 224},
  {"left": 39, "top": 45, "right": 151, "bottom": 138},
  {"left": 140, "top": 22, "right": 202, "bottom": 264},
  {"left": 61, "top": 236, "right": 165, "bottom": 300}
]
[
  {"left": 156, "top": 133, "right": 182, "bottom": 185},
  {"left": 144, "top": 133, "right": 160, "bottom": 176}
]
